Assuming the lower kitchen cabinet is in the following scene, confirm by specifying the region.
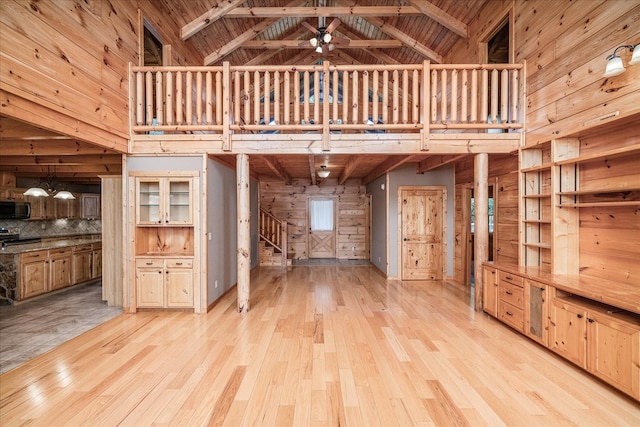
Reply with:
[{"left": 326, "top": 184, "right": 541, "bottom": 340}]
[
  {"left": 48, "top": 248, "right": 72, "bottom": 291},
  {"left": 136, "top": 258, "right": 193, "bottom": 308},
  {"left": 525, "top": 279, "right": 548, "bottom": 346},
  {"left": 482, "top": 265, "right": 498, "bottom": 316},
  {"left": 91, "top": 244, "right": 102, "bottom": 279},
  {"left": 549, "top": 297, "right": 587, "bottom": 368},
  {"left": 497, "top": 271, "right": 524, "bottom": 332},
  {"left": 72, "top": 244, "right": 93, "bottom": 284},
  {"left": 20, "top": 250, "right": 49, "bottom": 299}
]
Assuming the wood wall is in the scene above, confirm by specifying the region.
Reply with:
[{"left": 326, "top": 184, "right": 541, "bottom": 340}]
[
  {"left": 0, "top": 0, "right": 201, "bottom": 152},
  {"left": 259, "top": 180, "right": 369, "bottom": 260},
  {"left": 453, "top": 154, "right": 519, "bottom": 284}
]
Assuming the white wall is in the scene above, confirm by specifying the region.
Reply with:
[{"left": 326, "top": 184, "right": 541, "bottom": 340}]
[{"left": 206, "top": 158, "right": 258, "bottom": 305}]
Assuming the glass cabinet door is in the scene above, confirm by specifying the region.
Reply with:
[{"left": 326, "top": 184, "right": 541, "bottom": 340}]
[
  {"left": 137, "top": 179, "right": 162, "bottom": 224},
  {"left": 167, "top": 179, "right": 192, "bottom": 224}
]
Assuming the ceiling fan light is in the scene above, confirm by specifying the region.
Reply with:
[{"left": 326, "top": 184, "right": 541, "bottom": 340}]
[
  {"left": 53, "top": 190, "right": 75, "bottom": 200},
  {"left": 629, "top": 44, "right": 640, "bottom": 65},
  {"left": 603, "top": 55, "right": 625, "bottom": 77},
  {"left": 323, "top": 32, "right": 332, "bottom": 43},
  {"left": 328, "top": 43, "right": 335, "bottom": 52},
  {"left": 23, "top": 187, "right": 49, "bottom": 197},
  {"left": 310, "top": 37, "right": 318, "bottom": 47},
  {"left": 315, "top": 45, "right": 323, "bottom": 54}
]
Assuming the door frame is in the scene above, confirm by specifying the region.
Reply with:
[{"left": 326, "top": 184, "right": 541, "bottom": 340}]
[
  {"left": 307, "top": 196, "right": 337, "bottom": 259},
  {"left": 397, "top": 185, "right": 447, "bottom": 280}
]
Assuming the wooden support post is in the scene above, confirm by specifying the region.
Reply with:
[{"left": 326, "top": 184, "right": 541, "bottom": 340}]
[
  {"left": 474, "top": 153, "right": 488, "bottom": 311},
  {"left": 237, "top": 153, "right": 250, "bottom": 313},
  {"left": 322, "top": 61, "right": 331, "bottom": 151},
  {"left": 421, "top": 60, "right": 430, "bottom": 151},
  {"left": 222, "top": 62, "right": 231, "bottom": 151}
]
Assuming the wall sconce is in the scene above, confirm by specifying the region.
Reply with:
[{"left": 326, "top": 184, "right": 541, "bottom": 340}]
[{"left": 603, "top": 44, "right": 640, "bottom": 77}]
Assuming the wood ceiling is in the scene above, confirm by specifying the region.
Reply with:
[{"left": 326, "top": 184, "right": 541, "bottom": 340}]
[{"left": 2, "top": 0, "right": 491, "bottom": 186}]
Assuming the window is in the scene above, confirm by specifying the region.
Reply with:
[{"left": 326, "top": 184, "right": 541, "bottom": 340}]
[{"left": 310, "top": 199, "right": 334, "bottom": 231}]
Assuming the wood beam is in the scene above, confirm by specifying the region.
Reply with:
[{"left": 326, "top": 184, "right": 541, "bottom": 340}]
[
  {"left": 244, "top": 27, "right": 309, "bottom": 66},
  {"left": 363, "top": 155, "right": 416, "bottom": 184},
  {"left": 0, "top": 155, "right": 122, "bottom": 166},
  {"left": 237, "top": 153, "right": 251, "bottom": 313},
  {"left": 0, "top": 164, "right": 121, "bottom": 174},
  {"left": 241, "top": 40, "right": 403, "bottom": 49},
  {"left": 224, "top": 6, "right": 423, "bottom": 18},
  {"left": 474, "top": 153, "right": 489, "bottom": 312},
  {"left": 416, "top": 154, "right": 467, "bottom": 173},
  {"left": 308, "top": 155, "right": 317, "bottom": 185},
  {"left": 363, "top": 16, "right": 443, "bottom": 63},
  {"left": 181, "top": 0, "right": 248, "bottom": 40},
  {"left": 0, "top": 141, "right": 117, "bottom": 155},
  {"left": 407, "top": 0, "right": 468, "bottom": 38},
  {"left": 338, "top": 155, "right": 362, "bottom": 185},
  {"left": 262, "top": 155, "right": 292, "bottom": 185},
  {"left": 330, "top": 21, "right": 400, "bottom": 64},
  {"left": 204, "top": 0, "right": 305, "bottom": 64}
]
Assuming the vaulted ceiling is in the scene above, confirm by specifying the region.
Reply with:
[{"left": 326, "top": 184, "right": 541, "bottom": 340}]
[{"left": 2, "top": 0, "right": 494, "bottom": 186}]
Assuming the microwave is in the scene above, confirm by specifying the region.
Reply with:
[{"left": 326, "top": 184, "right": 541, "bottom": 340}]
[{"left": 0, "top": 201, "right": 31, "bottom": 219}]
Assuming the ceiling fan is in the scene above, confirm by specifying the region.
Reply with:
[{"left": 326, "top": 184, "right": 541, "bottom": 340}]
[{"left": 300, "top": 17, "right": 350, "bottom": 54}]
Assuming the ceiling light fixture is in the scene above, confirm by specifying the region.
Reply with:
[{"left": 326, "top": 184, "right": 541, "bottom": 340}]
[
  {"left": 309, "top": 26, "right": 335, "bottom": 55},
  {"left": 23, "top": 186, "right": 49, "bottom": 197},
  {"left": 603, "top": 43, "right": 640, "bottom": 77},
  {"left": 53, "top": 190, "right": 76, "bottom": 200},
  {"left": 317, "top": 165, "right": 330, "bottom": 178}
]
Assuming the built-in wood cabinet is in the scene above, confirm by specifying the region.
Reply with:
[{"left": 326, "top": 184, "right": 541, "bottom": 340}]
[
  {"left": 81, "top": 194, "right": 101, "bottom": 219},
  {"left": 482, "top": 265, "right": 498, "bottom": 317},
  {"left": 524, "top": 279, "right": 548, "bottom": 346},
  {"left": 48, "top": 248, "right": 72, "bottom": 291},
  {"left": 25, "top": 194, "right": 56, "bottom": 220},
  {"left": 55, "top": 196, "right": 80, "bottom": 219},
  {"left": 130, "top": 172, "right": 200, "bottom": 312},
  {"left": 91, "top": 243, "right": 102, "bottom": 279},
  {"left": 20, "top": 250, "right": 49, "bottom": 299},
  {"left": 549, "top": 297, "right": 587, "bottom": 368},
  {"left": 497, "top": 271, "right": 524, "bottom": 332},
  {"left": 72, "top": 244, "right": 93, "bottom": 284}
]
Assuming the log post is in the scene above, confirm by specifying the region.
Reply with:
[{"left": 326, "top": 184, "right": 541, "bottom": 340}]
[
  {"left": 474, "top": 153, "right": 489, "bottom": 311},
  {"left": 237, "top": 153, "right": 251, "bottom": 313}
]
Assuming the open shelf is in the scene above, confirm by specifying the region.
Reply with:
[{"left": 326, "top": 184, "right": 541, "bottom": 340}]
[
  {"left": 522, "top": 193, "right": 551, "bottom": 199},
  {"left": 557, "top": 187, "right": 640, "bottom": 196},
  {"left": 557, "top": 201, "right": 640, "bottom": 208},
  {"left": 521, "top": 163, "right": 552, "bottom": 173},
  {"left": 522, "top": 242, "right": 551, "bottom": 249},
  {"left": 554, "top": 144, "right": 640, "bottom": 166},
  {"left": 523, "top": 219, "right": 551, "bottom": 224}
]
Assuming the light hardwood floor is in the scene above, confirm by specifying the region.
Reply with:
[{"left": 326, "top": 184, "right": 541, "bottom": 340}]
[{"left": 0, "top": 265, "right": 638, "bottom": 426}]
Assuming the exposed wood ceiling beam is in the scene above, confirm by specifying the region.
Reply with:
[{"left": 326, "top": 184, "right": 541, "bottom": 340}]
[
  {"left": 241, "top": 40, "right": 403, "bottom": 49},
  {"left": 338, "top": 155, "right": 362, "bottom": 185},
  {"left": 407, "top": 0, "right": 468, "bottom": 38},
  {"left": 308, "top": 155, "right": 317, "bottom": 186},
  {"left": 203, "top": 0, "right": 306, "bottom": 64},
  {"left": 362, "top": 16, "right": 443, "bottom": 63},
  {"left": 263, "top": 155, "right": 292, "bottom": 185},
  {"left": 416, "top": 154, "right": 467, "bottom": 173},
  {"left": 223, "top": 6, "right": 423, "bottom": 18},
  {"left": 181, "top": 0, "right": 249, "bottom": 40},
  {"left": 333, "top": 24, "right": 401, "bottom": 65},
  {"left": 0, "top": 141, "right": 116, "bottom": 155},
  {"left": 0, "top": 164, "right": 121, "bottom": 174},
  {"left": 0, "top": 155, "right": 122, "bottom": 166},
  {"left": 245, "top": 26, "right": 309, "bottom": 66},
  {"left": 284, "top": 49, "right": 317, "bottom": 65},
  {"left": 363, "top": 155, "right": 416, "bottom": 184}
]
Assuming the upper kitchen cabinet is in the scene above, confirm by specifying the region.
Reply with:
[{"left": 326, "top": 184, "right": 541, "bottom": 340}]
[
  {"left": 81, "top": 194, "right": 101, "bottom": 219},
  {"left": 135, "top": 177, "right": 193, "bottom": 226}
]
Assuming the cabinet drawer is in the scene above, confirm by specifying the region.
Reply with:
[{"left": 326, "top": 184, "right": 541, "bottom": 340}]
[
  {"left": 20, "top": 250, "right": 48, "bottom": 261},
  {"left": 136, "top": 258, "right": 164, "bottom": 268},
  {"left": 166, "top": 259, "right": 193, "bottom": 268},
  {"left": 499, "top": 271, "right": 523, "bottom": 287},
  {"left": 73, "top": 244, "right": 93, "bottom": 252},
  {"left": 498, "top": 300, "right": 524, "bottom": 332},
  {"left": 49, "top": 247, "right": 72, "bottom": 257},
  {"left": 499, "top": 281, "right": 524, "bottom": 308}
]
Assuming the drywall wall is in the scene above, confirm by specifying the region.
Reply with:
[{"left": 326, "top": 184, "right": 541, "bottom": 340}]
[{"left": 366, "top": 174, "right": 388, "bottom": 274}]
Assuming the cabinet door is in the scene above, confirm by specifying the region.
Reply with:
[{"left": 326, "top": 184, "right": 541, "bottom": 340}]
[
  {"left": 25, "top": 195, "right": 48, "bottom": 219},
  {"left": 72, "top": 250, "right": 93, "bottom": 284},
  {"left": 137, "top": 179, "right": 163, "bottom": 225},
  {"left": 50, "top": 254, "right": 72, "bottom": 290},
  {"left": 91, "top": 249, "right": 102, "bottom": 279},
  {"left": 21, "top": 258, "right": 48, "bottom": 299},
  {"left": 166, "top": 267, "right": 194, "bottom": 307},
  {"left": 136, "top": 267, "right": 165, "bottom": 307},
  {"left": 587, "top": 311, "right": 640, "bottom": 401},
  {"left": 166, "top": 179, "right": 193, "bottom": 225},
  {"left": 81, "top": 194, "right": 101, "bottom": 219},
  {"left": 483, "top": 266, "right": 498, "bottom": 316},
  {"left": 549, "top": 299, "right": 587, "bottom": 368},
  {"left": 525, "top": 280, "right": 548, "bottom": 346}
]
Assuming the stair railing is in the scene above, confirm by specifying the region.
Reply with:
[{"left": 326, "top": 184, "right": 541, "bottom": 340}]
[{"left": 259, "top": 208, "right": 288, "bottom": 266}]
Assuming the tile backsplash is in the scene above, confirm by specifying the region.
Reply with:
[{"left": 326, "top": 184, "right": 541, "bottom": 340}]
[{"left": 0, "top": 219, "right": 102, "bottom": 238}]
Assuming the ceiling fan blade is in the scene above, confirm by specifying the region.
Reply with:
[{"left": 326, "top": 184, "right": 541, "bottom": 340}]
[
  {"left": 325, "top": 18, "right": 341, "bottom": 34},
  {"left": 301, "top": 21, "right": 318, "bottom": 34},
  {"left": 331, "top": 37, "right": 350, "bottom": 46},
  {"left": 299, "top": 40, "right": 311, "bottom": 47}
]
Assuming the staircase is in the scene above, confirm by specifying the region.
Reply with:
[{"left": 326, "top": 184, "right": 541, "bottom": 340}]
[{"left": 259, "top": 208, "right": 291, "bottom": 267}]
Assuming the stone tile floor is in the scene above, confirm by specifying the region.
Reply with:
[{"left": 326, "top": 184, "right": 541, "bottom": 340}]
[{"left": 0, "top": 282, "right": 122, "bottom": 374}]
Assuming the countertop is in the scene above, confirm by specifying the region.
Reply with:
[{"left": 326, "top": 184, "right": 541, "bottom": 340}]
[{"left": 0, "top": 237, "right": 102, "bottom": 255}]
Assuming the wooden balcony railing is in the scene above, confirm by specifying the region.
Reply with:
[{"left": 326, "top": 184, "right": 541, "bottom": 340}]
[{"left": 130, "top": 61, "right": 525, "bottom": 147}]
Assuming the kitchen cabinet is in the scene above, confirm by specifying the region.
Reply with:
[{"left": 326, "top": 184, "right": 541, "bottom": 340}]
[
  {"left": 48, "top": 247, "right": 72, "bottom": 291},
  {"left": 497, "top": 271, "right": 524, "bottom": 332},
  {"left": 524, "top": 279, "right": 548, "bottom": 346},
  {"left": 72, "top": 244, "right": 93, "bottom": 284},
  {"left": 136, "top": 177, "right": 193, "bottom": 226},
  {"left": 482, "top": 265, "right": 498, "bottom": 316},
  {"left": 135, "top": 258, "right": 193, "bottom": 308},
  {"left": 55, "top": 196, "right": 79, "bottom": 219},
  {"left": 25, "top": 194, "right": 55, "bottom": 219},
  {"left": 20, "top": 250, "right": 48, "bottom": 299},
  {"left": 549, "top": 297, "right": 588, "bottom": 368},
  {"left": 81, "top": 194, "right": 101, "bottom": 219},
  {"left": 91, "top": 243, "right": 102, "bottom": 279}
]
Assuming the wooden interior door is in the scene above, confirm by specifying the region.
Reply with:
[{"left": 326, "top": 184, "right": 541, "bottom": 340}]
[
  {"left": 400, "top": 187, "right": 445, "bottom": 280},
  {"left": 308, "top": 198, "right": 336, "bottom": 258}
]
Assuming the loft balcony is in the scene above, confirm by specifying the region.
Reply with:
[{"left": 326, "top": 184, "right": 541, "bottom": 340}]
[{"left": 129, "top": 61, "right": 525, "bottom": 155}]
